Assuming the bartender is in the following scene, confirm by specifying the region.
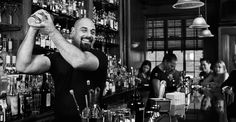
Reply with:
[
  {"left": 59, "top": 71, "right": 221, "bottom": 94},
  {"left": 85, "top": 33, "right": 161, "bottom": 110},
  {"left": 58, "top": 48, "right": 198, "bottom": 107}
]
[
  {"left": 16, "top": 10, "right": 108, "bottom": 121},
  {"left": 148, "top": 52, "right": 178, "bottom": 99}
]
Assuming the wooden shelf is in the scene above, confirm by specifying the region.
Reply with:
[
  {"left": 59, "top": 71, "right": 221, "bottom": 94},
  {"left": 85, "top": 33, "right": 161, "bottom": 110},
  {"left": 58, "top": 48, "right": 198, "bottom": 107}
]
[{"left": 0, "top": 23, "right": 21, "bottom": 32}]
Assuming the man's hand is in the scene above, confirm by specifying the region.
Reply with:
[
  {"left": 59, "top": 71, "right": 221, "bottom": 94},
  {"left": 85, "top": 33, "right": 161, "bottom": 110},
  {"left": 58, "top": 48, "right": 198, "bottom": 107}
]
[{"left": 28, "top": 9, "right": 56, "bottom": 35}]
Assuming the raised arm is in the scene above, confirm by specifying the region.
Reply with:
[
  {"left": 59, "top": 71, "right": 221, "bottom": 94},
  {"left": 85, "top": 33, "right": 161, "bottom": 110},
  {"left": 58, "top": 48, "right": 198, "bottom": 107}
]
[
  {"left": 48, "top": 29, "right": 99, "bottom": 71},
  {"left": 16, "top": 26, "right": 51, "bottom": 74},
  {"left": 36, "top": 10, "right": 99, "bottom": 71}
]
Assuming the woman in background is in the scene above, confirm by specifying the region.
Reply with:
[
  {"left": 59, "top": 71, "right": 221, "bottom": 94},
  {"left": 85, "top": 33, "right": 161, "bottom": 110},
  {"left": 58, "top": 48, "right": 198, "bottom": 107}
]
[
  {"left": 137, "top": 60, "right": 151, "bottom": 106},
  {"left": 137, "top": 60, "right": 151, "bottom": 85},
  {"left": 201, "top": 60, "right": 229, "bottom": 122}
]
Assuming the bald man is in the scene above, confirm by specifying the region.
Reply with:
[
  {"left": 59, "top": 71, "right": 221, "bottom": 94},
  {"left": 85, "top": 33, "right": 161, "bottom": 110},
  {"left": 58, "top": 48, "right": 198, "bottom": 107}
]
[{"left": 16, "top": 10, "right": 107, "bottom": 121}]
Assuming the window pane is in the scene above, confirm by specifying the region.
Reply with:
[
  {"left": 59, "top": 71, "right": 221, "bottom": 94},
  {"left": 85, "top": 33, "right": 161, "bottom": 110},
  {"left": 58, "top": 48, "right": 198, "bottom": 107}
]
[
  {"left": 154, "top": 20, "right": 164, "bottom": 27},
  {"left": 186, "top": 28, "right": 195, "bottom": 37},
  {"left": 146, "top": 51, "right": 156, "bottom": 61},
  {"left": 168, "top": 28, "right": 181, "bottom": 38},
  {"left": 147, "top": 20, "right": 153, "bottom": 28},
  {"left": 146, "top": 29, "right": 153, "bottom": 38},
  {"left": 186, "top": 40, "right": 204, "bottom": 49},
  {"left": 147, "top": 41, "right": 153, "bottom": 50},
  {"left": 168, "top": 40, "right": 181, "bottom": 49},
  {"left": 154, "top": 28, "right": 164, "bottom": 38},
  {"left": 156, "top": 51, "right": 164, "bottom": 61},
  {"left": 168, "top": 20, "right": 181, "bottom": 27},
  {"left": 146, "top": 51, "right": 164, "bottom": 70},
  {"left": 185, "top": 50, "right": 203, "bottom": 77},
  {"left": 154, "top": 41, "right": 164, "bottom": 49}
]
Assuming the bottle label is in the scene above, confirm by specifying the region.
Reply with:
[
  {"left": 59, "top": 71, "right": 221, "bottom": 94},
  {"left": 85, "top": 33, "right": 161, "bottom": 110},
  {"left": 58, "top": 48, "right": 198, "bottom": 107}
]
[
  {"left": 0, "top": 114, "right": 3, "bottom": 121},
  {"left": 46, "top": 93, "right": 51, "bottom": 107},
  {"left": 139, "top": 107, "right": 145, "bottom": 111},
  {"left": 7, "top": 96, "right": 18, "bottom": 116}
]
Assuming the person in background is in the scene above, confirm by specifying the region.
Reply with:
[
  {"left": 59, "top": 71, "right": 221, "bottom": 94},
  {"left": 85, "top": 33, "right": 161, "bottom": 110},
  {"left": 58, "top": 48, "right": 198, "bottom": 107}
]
[
  {"left": 16, "top": 9, "right": 107, "bottom": 122},
  {"left": 201, "top": 60, "right": 229, "bottom": 122},
  {"left": 221, "top": 54, "right": 236, "bottom": 122},
  {"left": 148, "top": 53, "right": 178, "bottom": 99},
  {"left": 137, "top": 60, "right": 151, "bottom": 106},
  {"left": 199, "top": 58, "right": 213, "bottom": 84},
  {"left": 137, "top": 60, "right": 151, "bottom": 85}
]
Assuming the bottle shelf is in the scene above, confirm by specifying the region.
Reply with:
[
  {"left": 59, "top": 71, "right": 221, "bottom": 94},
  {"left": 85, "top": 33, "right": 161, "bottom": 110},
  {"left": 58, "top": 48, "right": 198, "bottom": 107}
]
[
  {"left": 93, "top": 0, "right": 119, "bottom": 12},
  {"left": 95, "top": 24, "right": 118, "bottom": 34},
  {"left": 0, "top": 23, "right": 21, "bottom": 32},
  {"left": 32, "top": 4, "right": 78, "bottom": 21},
  {"left": 1, "top": 0, "right": 21, "bottom": 4}
]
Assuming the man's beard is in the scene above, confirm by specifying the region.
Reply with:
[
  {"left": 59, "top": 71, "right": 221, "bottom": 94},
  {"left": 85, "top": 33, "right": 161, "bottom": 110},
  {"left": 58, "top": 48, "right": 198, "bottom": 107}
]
[
  {"left": 80, "top": 36, "right": 94, "bottom": 51},
  {"left": 80, "top": 43, "right": 92, "bottom": 51}
]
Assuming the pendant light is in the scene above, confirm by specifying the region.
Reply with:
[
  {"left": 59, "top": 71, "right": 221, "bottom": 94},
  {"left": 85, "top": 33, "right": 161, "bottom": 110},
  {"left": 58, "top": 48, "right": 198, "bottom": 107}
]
[
  {"left": 189, "top": 8, "right": 209, "bottom": 28},
  {"left": 198, "top": 28, "right": 214, "bottom": 37},
  {"left": 198, "top": 0, "right": 214, "bottom": 37},
  {"left": 172, "top": 0, "right": 204, "bottom": 9}
]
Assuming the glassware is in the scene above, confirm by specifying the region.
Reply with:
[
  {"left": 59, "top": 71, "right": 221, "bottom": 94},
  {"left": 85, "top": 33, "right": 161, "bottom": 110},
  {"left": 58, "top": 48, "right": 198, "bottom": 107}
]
[
  {"left": 8, "top": 4, "right": 17, "bottom": 24},
  {"left": 0, "top": 3, "right": 7, "bottom": 23}
]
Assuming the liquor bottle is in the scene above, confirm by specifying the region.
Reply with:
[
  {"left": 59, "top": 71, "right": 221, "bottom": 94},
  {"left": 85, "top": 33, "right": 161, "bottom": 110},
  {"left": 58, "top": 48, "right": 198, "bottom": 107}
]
[
  {"left": 40, "top": 34, "right": 46, "bottom": 48},
  {"left": 40, "top": 73, "right": 51, "bottom": 112},
  {"left": 7, "top": 76, "right": 19, "bottom": 117},
  {"left": 0, "top": 34, "right": 2, "bottom": 51},
  {"left": 11, "top": 56, "right": 17, "bottom": 74},
  {"left": 0, "top": 105, "right": 4, "bottom": 122},
  {"left": 5, "top": 56, "right": 11, "bottom": 74},
  {"left": 6, "top": 38, "right": 13, "bottom": 74},
  {"left": 0, "top": 35, "right": 8, "bottom": 70},
  {"left": 127, "top": 88, "right": 144, "bottom": 122}
]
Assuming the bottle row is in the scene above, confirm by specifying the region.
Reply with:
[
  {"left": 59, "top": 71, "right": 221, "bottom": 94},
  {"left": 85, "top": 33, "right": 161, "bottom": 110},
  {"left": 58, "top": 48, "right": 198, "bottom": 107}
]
[
  {"left": 94, "top": 0, "right": 119, "bottom": 6},
  {"left": 0, "top": 73, "right": 54, "bottom": 121},
  {"left": 93, "top": 8, "right": 119, "bottom": 31},
  {"left": 0, "top": 34, "right": 17, "bottom": 75},
  {"left": 104, "top": 55, "right": 141, "bottom": 96},
  {"left": 32, "top": 0, "right": 87, "bottom": 18},
  {"left": 0, "top": 2, "right": 18, "bottom": 25}
]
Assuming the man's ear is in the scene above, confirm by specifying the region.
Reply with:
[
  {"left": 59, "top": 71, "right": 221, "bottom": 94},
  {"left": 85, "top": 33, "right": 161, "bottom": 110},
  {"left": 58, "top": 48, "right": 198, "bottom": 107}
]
[{"left": 70, "top": 27, "right": 75, "bottom": 38}]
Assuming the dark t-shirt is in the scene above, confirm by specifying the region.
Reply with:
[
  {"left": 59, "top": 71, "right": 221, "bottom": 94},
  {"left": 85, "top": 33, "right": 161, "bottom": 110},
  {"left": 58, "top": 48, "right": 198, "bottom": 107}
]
[
  {"left": 46, "top": 49, "right": 107, "bottom": 121},
  {"left": 149, "top": 66, "right": 176, "bottom": 98},
  {"left": 199, "top": 70, "right": 213, "bottom": 84}
]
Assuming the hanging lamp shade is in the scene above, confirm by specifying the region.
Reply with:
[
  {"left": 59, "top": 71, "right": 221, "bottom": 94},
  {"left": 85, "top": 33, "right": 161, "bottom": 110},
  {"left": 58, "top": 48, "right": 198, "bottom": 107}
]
[
  {"left": 189, "top": 15, "right": 209, "bottom": 28},
  {"left": 198, "top": 28, "right": 214, "bottom": 37},
  {"left": 172, "top": 0, "right": 204, "bottom": 9}
]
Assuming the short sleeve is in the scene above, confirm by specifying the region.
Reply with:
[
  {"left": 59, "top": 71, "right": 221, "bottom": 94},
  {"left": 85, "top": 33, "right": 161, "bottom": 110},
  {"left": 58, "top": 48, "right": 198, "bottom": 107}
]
[
  {"left": 88, "top": 50, "right": 108, "bottom": 72},
  {"left": 44, "top": 52, "right": 59, "bottom": 73}
]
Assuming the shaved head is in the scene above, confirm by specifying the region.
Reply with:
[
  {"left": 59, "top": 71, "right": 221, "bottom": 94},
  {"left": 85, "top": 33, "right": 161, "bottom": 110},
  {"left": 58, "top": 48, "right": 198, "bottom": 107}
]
[
  {"left": 70, "top": 18, "right": 96, "bottom": 51},
  {"left": 74, "top": 18, "right": 95, "bottom": 29}
]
